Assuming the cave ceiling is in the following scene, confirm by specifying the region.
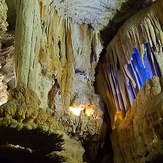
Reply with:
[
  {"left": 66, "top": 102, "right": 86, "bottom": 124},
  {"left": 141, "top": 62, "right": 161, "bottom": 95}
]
[
  {"left": 50, "top": 0, "right": 129, "bottom": 30},
  {"left": 52, "top": 0, "right": 154, "bottom": 31},
  {"left": 6, "top": 0, "right": 150, "bottom": 31}
]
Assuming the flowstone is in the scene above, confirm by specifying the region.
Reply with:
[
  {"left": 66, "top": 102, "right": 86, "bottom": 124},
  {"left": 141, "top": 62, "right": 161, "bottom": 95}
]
[{"left": 0, "top": 85, "right": 84, "bottom": 163}]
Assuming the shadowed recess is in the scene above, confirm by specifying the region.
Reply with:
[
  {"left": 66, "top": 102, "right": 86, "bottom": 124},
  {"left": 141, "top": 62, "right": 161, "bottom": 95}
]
[{"left": 0, "top": 126, "right": 64, "bottom": 163}]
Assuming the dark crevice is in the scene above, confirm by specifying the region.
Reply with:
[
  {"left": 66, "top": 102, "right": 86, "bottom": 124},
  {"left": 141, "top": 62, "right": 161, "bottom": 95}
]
[
  {"left": 100, "top": 0, "right": 155, "bottom": 46},
  {"left": 5, "top": 0, "right": 16, "bottom": 31},
  {"left": 0, "top": 126, "right": 64, "bottom": 163}
]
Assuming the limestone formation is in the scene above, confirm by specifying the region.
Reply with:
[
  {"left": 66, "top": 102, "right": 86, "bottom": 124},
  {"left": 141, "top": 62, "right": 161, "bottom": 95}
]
[
  {"left": 15, "top": 0, "right": 104, "bottom": 140},
  {"left": 96, "top": 0, "right": 163, "bottom": 128},
  {"left": 1, "top": 0, "right": 163, "bottom": 162},
  {"left": 0, "top": 0, "right": 8, "bottom": 33},
  {"left": 39, "top": 0, "right": 129, "bottom": 30},
  {"left": 0, "top": 0, "right": 15, "bottom": 106},
  {"left": 95, "top": 1, "right": 163, "bottom": 162},
  {"left": 0, "top": 85, "right": 84, "bottom": 163},
  {"left": 111, "top": 77, "right": 163, "bottom": 163}
]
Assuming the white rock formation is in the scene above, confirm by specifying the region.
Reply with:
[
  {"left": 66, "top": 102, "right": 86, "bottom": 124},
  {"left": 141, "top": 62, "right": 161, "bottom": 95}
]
[
  {"left": 47, "top": 0, "right": 128, "bottom": 30},
  {"left": 14, "top": 0, "right": 105, "bottom": 138}
]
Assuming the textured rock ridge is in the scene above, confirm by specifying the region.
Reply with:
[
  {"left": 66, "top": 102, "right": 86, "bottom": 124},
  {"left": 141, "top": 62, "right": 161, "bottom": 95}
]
[
  {"left": 0, "top": 0, "right": 15, "bottom": 106},
  {"left": 0, "top": 0, "right": 8, "bottom": 33},
  {"left": 0, "top": 85, "right": 84, "bottom": 163},
  {"left": 111, "top": 76, "right": 163, "bottom": 163},
  {"left": 41, "top": 0, "right": 129, "bottom": 30}
]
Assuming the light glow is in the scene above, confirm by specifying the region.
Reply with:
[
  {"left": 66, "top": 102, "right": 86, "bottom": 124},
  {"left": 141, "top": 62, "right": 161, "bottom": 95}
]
[
  {"left": 69, "top": 106, "right": 83, "bottom": 116},
  {"left": 3, "top": 144, "right": 33, "bottom": 153},
  {"left": 69, "top": 105, "right": 95, "bottom": 116}
]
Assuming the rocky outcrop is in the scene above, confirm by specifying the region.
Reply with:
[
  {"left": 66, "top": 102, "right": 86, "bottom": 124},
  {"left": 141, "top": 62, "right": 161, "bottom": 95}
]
[
  {"left": 0, "top": 0, "right": 15, "bottom": 106},
  {"left": 111, "top": 76, "right": 163, "bottom": 163},
  {"left": 0, "top": 85, "right": 84, "bottom": 163},
  {"left": 0, "top": 0, "right": 8, "bottom": 33}
]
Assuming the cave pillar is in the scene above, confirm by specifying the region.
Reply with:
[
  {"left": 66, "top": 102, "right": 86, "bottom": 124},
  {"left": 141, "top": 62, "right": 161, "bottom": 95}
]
[
  {"left": 14, "top": 0, "right": 52, "bottom": 109},
  {"left": 15, "top": 0, "right": 41, "bottom": 92}
]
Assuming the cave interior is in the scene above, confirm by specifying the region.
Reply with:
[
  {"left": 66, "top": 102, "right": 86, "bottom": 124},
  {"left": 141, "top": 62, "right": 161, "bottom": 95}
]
[{"left": 0, "top": 0, "right": 163, "bottom": 163}]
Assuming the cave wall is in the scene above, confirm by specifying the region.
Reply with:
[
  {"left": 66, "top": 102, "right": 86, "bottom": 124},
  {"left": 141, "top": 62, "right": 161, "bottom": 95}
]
[
  {"left": 0, "top": 85, "right": 85, "bottom": 163},
  {"left": 0, "top": 0, "right": 15, "bottom": 106},
  {"left": 14, "top": 0, "right": 106, "bottom": 141},
  {"left": 96, "top": 0, "right": 163, "bottom": 162},
  {"left": 0, "top": 1, "right": 86, "bottom": 162},
  {"left": 0, "top": 0, "right": 7, "bottom": 106},
  {"left": 96, "top": 0, "right": 163, "bottom": 128},
  {"left": 0, "top": 0, "right": 7, "bottom": 33},
  {"left": 111, "top": 77, "right": 163, "bottom": 163}
]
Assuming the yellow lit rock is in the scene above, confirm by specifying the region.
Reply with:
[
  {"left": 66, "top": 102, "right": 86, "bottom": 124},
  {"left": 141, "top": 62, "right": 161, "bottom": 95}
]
[{"left": 85, "top": 105, "right": 94, "bottom": 116}]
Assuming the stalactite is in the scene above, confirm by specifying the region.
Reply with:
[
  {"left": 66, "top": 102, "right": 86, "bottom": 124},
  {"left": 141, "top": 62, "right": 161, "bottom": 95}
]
[
  {"left": 40, "top": 0, "right": 129, "bottom": 30},
  {"left": 96, "top": 0, "right": 163, "bottom": 128},
  {"left": 15, "top": 0, "right": 104, "bottom": 139}
]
